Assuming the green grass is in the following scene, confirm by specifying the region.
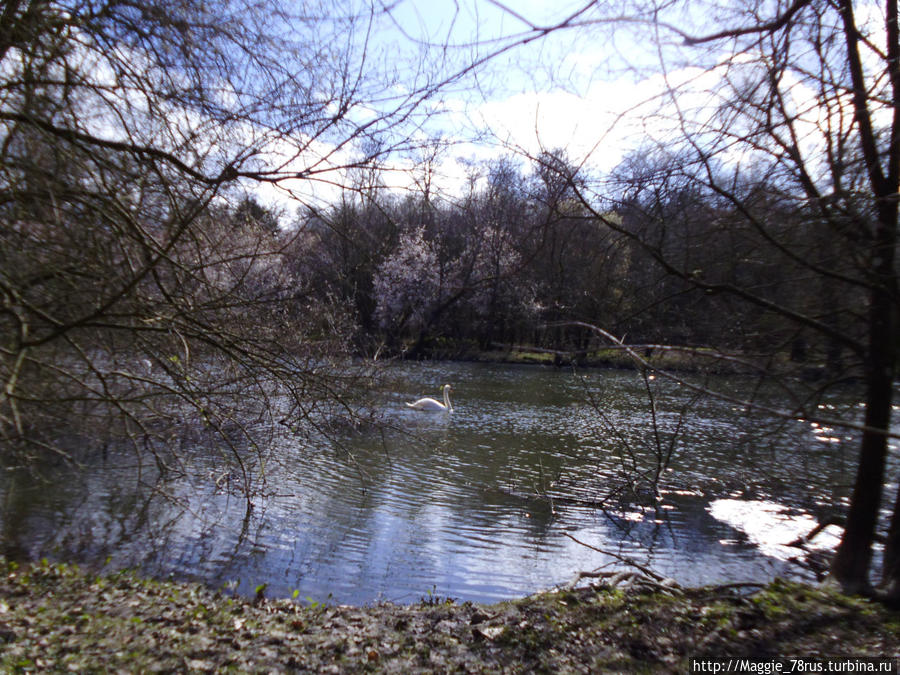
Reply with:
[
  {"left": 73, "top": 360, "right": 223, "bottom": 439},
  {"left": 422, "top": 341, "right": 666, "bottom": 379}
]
[{"left": 1, "top": 559, "right": 897, "bottom": 673}]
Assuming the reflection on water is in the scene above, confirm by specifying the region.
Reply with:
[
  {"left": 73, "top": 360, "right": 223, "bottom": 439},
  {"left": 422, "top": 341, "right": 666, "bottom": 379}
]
[
  {"left": 708, "top": 499, "right": 844, "bottom": 562},
  {"left": 0, "top": 361, "right": 894, "bottom": 604}
]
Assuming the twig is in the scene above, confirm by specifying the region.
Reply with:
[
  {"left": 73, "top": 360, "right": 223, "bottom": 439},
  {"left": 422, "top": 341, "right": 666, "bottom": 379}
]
[
  {"left": 563, "top": 532, "right": 678, "bottom": 588},
  {"left": 787, "top": 517, "right": 844, "bottom": 548}
]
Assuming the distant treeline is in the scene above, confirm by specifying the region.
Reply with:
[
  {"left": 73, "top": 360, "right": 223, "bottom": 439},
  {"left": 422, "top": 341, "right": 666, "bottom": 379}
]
[{"left": 264, "top": 149, "right": 864, "bottom": 373}]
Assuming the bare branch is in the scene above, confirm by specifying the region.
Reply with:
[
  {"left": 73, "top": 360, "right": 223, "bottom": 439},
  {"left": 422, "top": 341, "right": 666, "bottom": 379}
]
[{"left": 682, "top": 0, "right": 814, "bottom": 45}]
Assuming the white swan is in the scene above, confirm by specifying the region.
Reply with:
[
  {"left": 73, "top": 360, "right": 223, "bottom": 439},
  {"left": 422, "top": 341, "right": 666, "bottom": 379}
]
[{"left": 405, "top": 384, "right": 453, "bottom": 412}]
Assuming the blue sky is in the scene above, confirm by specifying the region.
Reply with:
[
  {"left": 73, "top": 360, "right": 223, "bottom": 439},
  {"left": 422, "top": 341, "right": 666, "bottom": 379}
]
[
  {"left": 251, "top": 0, "right": 703, "bottom": 210},
  {"left": 297, "top": 0, "right": 662, "bottom": 199},
  {"left": 255, "top": 0, "right": 887, "bottom": 213}
]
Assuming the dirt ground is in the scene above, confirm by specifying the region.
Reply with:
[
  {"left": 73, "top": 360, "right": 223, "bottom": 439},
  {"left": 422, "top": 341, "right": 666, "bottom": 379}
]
[{"left": 1, "top": 558, "right": 898, "bottom": 673}]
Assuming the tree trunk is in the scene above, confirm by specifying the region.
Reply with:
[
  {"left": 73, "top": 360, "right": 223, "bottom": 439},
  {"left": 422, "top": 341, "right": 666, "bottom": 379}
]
[
  {"left": 882, "top": 479, "right": 900, "bottom": 602},
  {"left": 829, "top": 361, "right": 893, "bottom": 593},
  {"left": 875, "top": 0, "right": 900, "bottom": 604},
  {"left": 828, "top": 0, "right": 899, "bottom": 596},
  {"left": 829, "top": 206, "right": 897, "bottom": 594}
]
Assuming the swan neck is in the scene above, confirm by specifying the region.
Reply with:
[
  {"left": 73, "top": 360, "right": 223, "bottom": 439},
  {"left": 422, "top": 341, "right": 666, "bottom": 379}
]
[{"left": 443, "top": 387, "right": 451, "bottom": 410}]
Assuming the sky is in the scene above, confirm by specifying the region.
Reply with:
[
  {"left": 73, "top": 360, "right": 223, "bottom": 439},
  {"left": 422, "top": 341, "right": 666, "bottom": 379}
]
[
  {"left": 256, "top": 0, "right": 663, "bottom": 212},
  {"left": 380, "top": 1, "right": 652, "bottom": 174},
  {"left": 252, "top": 0, "right": 889, "bottom": 219}
]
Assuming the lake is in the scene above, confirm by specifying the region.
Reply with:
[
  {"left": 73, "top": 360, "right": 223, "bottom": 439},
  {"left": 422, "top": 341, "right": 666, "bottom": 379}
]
[{"left": 0, "top": 360, "right": 893, "bottom": 604}]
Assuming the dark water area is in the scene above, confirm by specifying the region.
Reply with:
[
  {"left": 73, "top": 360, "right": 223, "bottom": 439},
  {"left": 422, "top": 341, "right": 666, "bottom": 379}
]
[{"left": 0, "top": 361, "right": 895, "bottom": 604}]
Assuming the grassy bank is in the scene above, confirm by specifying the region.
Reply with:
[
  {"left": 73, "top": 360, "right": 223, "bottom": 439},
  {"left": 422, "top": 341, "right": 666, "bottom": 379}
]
[
  {"left": 470, "top": 346, "right": 716, "bottom": 371},
  {"left": 420, "top": 341, "right": 789, "bottom": 375},
  {"left": 0, "top": 559, "right": 897, "bottom": 673}
]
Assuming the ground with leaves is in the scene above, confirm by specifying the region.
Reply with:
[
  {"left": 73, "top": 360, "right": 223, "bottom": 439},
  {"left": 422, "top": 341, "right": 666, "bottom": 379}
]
[{"left": 0, "top": 559, "right": 898, "bottom": 673}]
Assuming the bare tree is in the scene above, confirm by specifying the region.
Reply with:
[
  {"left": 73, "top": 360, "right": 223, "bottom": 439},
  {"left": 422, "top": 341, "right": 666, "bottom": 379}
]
[
  {"left": 0, "top": 0, "right": 469, "bottom": 477},
  {"left": 497, "top": 0, "right": 899, "bottom": 599}
]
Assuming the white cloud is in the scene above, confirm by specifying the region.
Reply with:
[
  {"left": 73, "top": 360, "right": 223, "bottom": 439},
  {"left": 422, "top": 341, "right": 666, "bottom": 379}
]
[{"left": 253, "top": 0, "right": 889, "bottom": 210}]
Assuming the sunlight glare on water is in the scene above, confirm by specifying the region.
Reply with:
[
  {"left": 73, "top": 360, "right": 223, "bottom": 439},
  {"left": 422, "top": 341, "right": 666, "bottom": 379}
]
[{"left": 707, "top": 499, "right": 843, "bottom": 561}]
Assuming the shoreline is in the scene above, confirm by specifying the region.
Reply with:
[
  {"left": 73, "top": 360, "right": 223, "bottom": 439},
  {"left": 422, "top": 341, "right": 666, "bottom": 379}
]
[
  {"left": 2, "top": 558, "right": 897, "bottom": 672},
  {"left": 400, "top": 343, "right": 846, "bottom": 379}
]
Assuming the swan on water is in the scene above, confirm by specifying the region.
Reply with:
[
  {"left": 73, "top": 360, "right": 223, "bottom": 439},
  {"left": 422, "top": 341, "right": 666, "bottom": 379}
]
[{"left": 405, "top": 384, "right": 453, "bottom": 412}]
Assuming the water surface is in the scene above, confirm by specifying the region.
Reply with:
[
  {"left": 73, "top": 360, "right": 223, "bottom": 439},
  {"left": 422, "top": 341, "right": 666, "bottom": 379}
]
[{"left": 0, "top": 361, "right": 892, "bottom": 604}]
